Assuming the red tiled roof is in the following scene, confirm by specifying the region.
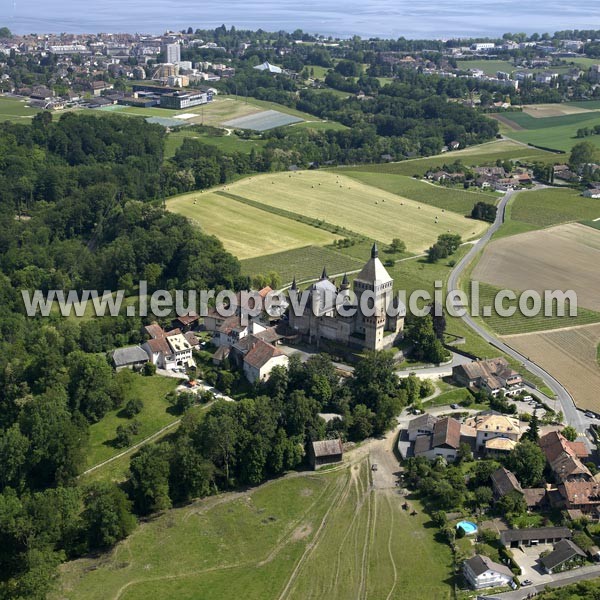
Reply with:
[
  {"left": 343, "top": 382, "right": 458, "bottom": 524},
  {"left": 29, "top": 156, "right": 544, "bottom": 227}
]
[
  {"left": 243, "top": 339, "right": 284, "bottom": 370},
  {"left": 145, "top": 323, "right": 165, "bottom": 339},
  {"left": 432, "top": 417, "right": 461, "bottom": 449}
]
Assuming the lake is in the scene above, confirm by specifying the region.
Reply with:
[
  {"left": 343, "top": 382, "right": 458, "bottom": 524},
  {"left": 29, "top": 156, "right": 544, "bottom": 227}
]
[{"left": 5, "top": 0, "right": 600, "bottom": 39}]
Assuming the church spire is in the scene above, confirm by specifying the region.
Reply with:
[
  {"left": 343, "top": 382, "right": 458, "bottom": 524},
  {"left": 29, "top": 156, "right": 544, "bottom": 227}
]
[
  {"left": 371, "top": 242, "right": 378, "bottom": 259},
  {"left": 341, "top": 272, "right": 350, "bottom": 291},
  {"left": 291, "top": 276, "right": 297, "bottom": 291},
  {"left": 321, "top": 266, "right": 328, "bottom": 280}
]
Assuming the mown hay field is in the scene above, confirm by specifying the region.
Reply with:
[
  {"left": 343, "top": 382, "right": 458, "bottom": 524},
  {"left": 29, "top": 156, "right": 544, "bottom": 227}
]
[{"left": 504, "top": 324, "right": 600, "bottom": 412}]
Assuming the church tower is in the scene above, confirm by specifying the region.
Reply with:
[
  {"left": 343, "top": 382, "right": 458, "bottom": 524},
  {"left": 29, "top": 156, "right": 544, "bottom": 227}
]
[{"left": 352, "top": 243, "right": 394, "bottom": 350}]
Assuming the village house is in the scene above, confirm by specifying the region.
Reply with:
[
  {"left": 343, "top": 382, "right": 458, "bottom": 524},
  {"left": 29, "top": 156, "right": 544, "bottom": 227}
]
[
  {"left": 540, "top": 431, "right": 591, "bottom": 484},
  {"left": 308, "top": 439, "right": 344, "bottom": 470},
  {"left": 453, "top": 358, "right": 523, "bottom": 397},
  {"left": 583, "top": 183, "right": 600, "bottom": 199},
  {"left": 142, "top": 324, "right": 195, "bottom": 370},
  {"left": 413, "top": 417, "right": 461, "bottom": 462},
  {"left": 540, "top": 539, "right": 586, "bottom": 574},
  {"left": 241, "top": 337, "right": 288, "bottom": 384},
  {"left": 463, "top": 555, "right": 514, "bottom": 590},
  {"left": 491, "top": 467, "right": 523, "bottom": 500},
  {"left": 407, "top": 413, "right": 438, "bottom": 441},
  {"left": 465, "top": 413, "right": 523, "bottom": 453}
]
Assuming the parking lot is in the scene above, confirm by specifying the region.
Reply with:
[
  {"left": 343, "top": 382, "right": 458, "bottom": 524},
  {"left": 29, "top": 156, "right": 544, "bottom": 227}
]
[{"left": 511, "top": 543, "right": 555, "bottom": 585}]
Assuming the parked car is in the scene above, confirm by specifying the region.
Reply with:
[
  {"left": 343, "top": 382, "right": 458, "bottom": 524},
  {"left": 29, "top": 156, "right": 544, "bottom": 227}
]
[
  {"left": 522, "top": 579, "right": 532, "bottom": 586},
  {"left": 450, "top": 404, "right": 459, "bottom": 409},
  {"left": 371, "top": 464, "right": 378, "bottom": 471}
]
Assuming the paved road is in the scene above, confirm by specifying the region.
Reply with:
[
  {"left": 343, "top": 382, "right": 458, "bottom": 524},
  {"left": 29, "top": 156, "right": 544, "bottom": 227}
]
[{"left": 446, "top": 187, "right": 585, "bottom": 435}]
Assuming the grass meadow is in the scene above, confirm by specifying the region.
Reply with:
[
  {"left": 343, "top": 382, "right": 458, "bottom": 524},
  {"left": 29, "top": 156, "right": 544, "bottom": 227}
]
[{"left": 0, "top": 95, "right": 40, "bottom": 122}]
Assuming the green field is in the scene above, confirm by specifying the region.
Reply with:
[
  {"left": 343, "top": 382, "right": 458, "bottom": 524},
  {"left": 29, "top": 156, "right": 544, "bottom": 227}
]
[
  {"left": 56, "top": 460, "right": 453, "bottom": 600},
  {"left": 473, "top": 282, "right": 600, "bottom": 336},
  {"left": 165, "top": 129, "right": 267, "bottom": 158},
  {"left": 241, "top": 245, "right": 366, "bottom": 283},
  {"left": 500, "top": 110, "right": 600, "bottom": 152},
  {"left": 456, "top": 59, "right": 517, "bottom": 76},
  {"left": 85, "top": 373, "right": 179, "bottom": 470},
  {"left": 168, "top": 189, "right": 341, "bottom": 259},
  {"left": 347, "top": 139, "right": 556, "bottom": 177},
  {"left": 0, "top": 95, "right": 40, "bottom": 122},
  {"left": 211, "top": 171, "right": 488, "bottom": 253},
  {"left": 509, "top": 188, "right": 600, "bottom": 228},
  {"left": 344, "top": 170, "right": 499, "bottom": 214}
]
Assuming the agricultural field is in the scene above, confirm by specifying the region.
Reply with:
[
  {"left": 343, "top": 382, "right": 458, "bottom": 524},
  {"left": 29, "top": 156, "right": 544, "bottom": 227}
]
[
  {"left": 216, "top": 171, "right": 488, "bottom": 252},
  {"left": 348, "top": 139, "right": 556, "bottom": 177},
  {"left": 164, "top": 128, "right": 267, "bottom": 158},
  {"left": 504, "top": 323, "right": 600, "bottom": 412},
  {"left": 56, "top": 460, "right": 453, "bottom": 600},
  {"left": 343, "top": 170, "right": 500, "bottom": 215},
  {"left": 498, "top": 107, "right": 600, "bottom": 152},
  {"left": 0, "top": 95, "right": 40, "bottom": 121},
  {"left": 168, "top": 190, "right": 340, "bottom": 260},
  {"left": 509, "top": 188, "right": 600, "bottom": 229},
  {"left": 472, "top": 223, "right": 600, "bottom": 314},
  {"left": 84, "top": 372, "right": 179, "bottom": 470},
  {"left": 241, "top": 245, "right": 366, "bottom": 284}
]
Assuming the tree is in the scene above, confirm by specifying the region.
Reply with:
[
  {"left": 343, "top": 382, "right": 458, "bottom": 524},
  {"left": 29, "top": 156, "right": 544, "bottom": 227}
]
[
  {"left": 349, "top": 404, "right": 375, "bottom": 440},
  {"left": 0, "top": 27, "right": 11, "bottom": 39},
  {"left": 388, "top": 238, "right": 406, "bottom": 254},
  {"left": 570, "top": 141, "right": 598, "bottom": 170},
  {"left": 129, "top": 444, "right": 172, "bottom": 515},
  {"left": 497, "top": 489, "right": 527, "bottom": 517},
  {"left": 473, "top": 486, "right": 493, "bottom": 508},
  {"left": 83, "top": 482, "right": 136, "bottom": 549},
  {"left": 524, "top": 411, "right": 540, "bottom": 442},
  {"left": 457, "top": 442, "right": 473, "bottom": 463},
  {"left": 123, "top": 398, "right": 143, "bottom": 418},
  {"left": 509, "top": 440, "right": 545, "bottom": 487},
  {"left": 562, "top": 425, "right": 578, "bottom": 442}
]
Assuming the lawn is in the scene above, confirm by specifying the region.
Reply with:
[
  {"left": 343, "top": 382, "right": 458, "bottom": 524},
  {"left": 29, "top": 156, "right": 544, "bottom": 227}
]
[
  {"left": 509, "top": 188, "right": 600, "bottom": 228},
  {"left": 214, "top": 171, "right": 488, "bottom": 252},
  {"left": 56, "top": 460, "right": 453, "bottom": 600},
  {"left": 241, "top": 245, "right": 366, "bottom": 284},
  {"left": 84, "top": 372, "right": 179, "bottom": 470},
  {"left": 343, "top": 170, "right": 499, "bottom": 215},
  {"left": 164, "top": 129, "right": 267, "bottom": 158},
  {"left": 0, "top": 95, "right": 40, "bottom": 122},
  {"left": 167, "top": 188, "right": 341, "bottom": 259},
  {"left": 345, "top": 139, "right": 556, "bottom": 177},
  {"left": 425, "top": 386, "right": 474, "bottom": 407}
]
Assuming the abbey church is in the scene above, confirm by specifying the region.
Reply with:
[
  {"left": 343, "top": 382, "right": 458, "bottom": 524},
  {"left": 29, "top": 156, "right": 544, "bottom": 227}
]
[{"left": 288, "top": 244, "right": 405, "bottom": 351}]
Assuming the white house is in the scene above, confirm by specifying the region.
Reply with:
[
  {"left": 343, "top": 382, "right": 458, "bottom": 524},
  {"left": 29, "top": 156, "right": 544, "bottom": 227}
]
[
  {"left": 463, "top": 555, "right": 514, "bottom": 590},
  {"left": 242, "top": 338, "right": 288, "bottom": 384},
  {"left": 142, "top": 324, "right": 195, "bottom": 370},
  {"left": 465, "top": 413, "right": 522, "bottom": 452}
]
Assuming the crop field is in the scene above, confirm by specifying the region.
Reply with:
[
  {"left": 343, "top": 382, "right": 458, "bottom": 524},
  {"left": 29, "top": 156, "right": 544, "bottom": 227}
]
[
  {"left": 472, "top": 282, "right": 600, "bottom": 336},
  {"left": 472, "top": 223, "right": 600, "bottom": 313},
  {"left": 504, "top": 323, "right": 600, "bottom": 412},
  {"left": 0, "top": 95, "right": 40, "bottom": 121},
  {"left": 241, "top": 245, "right": 366, "bottom": 284},
  {"left": 509, "top": 188, "right": 600, "bottom": 228},
  {"left": 56, "top": 460, "right": 452, "bottom": 600},
  {"left": 343, "top": 170, "right": 499, "bottom": 215},
  {"left": 85, "top": 373, "right": 179, "bottom": 470},
  {"left": 168, "top": 191, "right": 340, "bottom": 259},
  {"left": 346, "top": 139, "right": 556, "bottom": 177},
  {"left": 216, "top": 171, "right": 488, "bottom": 252},
  {"left": 498, "top": 108, "right": 600, "bottom": 151}
]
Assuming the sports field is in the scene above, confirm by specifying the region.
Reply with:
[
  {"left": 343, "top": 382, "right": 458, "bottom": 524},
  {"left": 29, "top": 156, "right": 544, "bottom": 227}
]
[
  {"left": 0, "top": 95, "right": 40, "bottom": 121},
  {"left": 168, "top": 191, "right": 340, "bottom": 259},
  {"left": 215, "top": 171, "right": 488, "bottom": 252},
  {"left": 472, "top": 223, "right": 600, "bottom": 313},
  {"left": 55, "top": 460, "right": 453, "bottom": 600},
  {"left": 504, "top": 324, "right": 600, "bottom": 412}
]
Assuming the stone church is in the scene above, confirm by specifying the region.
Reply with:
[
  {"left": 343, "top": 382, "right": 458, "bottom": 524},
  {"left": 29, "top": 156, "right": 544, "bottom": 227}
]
[{"left": 288, "top": 244, "right": 404, "bottom": 351}]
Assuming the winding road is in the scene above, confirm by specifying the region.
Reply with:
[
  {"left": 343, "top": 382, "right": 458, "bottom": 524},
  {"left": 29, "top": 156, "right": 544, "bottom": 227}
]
[{"left": 446, "top": 187, "right": 585, "bottom": 434}]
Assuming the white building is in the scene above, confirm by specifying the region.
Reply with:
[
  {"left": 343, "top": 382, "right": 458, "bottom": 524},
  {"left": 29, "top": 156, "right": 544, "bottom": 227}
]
[
  {"left": 164, "top": 43, "right": 181, "bottom": 64},
  {"left": 242, "top": 338, "right": 289, "bottom": 383},
  {"left": 463, "top": 555, "right": 514, "bottom": 590}
]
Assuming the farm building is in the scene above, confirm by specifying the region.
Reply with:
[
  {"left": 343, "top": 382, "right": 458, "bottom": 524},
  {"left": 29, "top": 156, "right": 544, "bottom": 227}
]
[
  {"left": 491, "top": 467, "right": 522, "bottom": 500},
  {"left": 111, "top": 346, "right": 149, "bottom": 371},
  {"left": 462, "top": 554, "right": 514, "bottom": 590},
  {"left": 452, "top": 358, "right": 523, "bottom": 397},
  {"left": 500, "top": 527, "right": 572, "bottom": 549},
  {"left": 413, "top": 417, "right": 461, "bottom": 463},
  {"left": 309, "top": 439, "right": 344, "bottom": 470},
  {"left": 540, "top": 539, "right": 586, "bottom": 574}
]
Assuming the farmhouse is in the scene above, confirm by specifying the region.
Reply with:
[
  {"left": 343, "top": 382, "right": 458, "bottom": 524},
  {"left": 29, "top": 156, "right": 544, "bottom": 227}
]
[
  {"left": 413, "top": 417, "right": 461, "bottom": 462},
  {"left": 407, "top": 413, "right": 438, "bottom": 441},
  {"left": 500, "top": 527, "right": 572, "bottom": 549},
  {"left": 111, "top": 345, "right": 149, "bottom": 371},
  {"left": 242, "top": 337, "right": 289, "bottom": 384},
  {"left": 540, "top": 539, "right": 586, "bottom": 574},
  {"left": 555, "top": 481, "right": 600, "bottom": 516},
  {"left": 491, "top": 467, "right": 523, "bottom": 500},
  {"left": 583, "top": 184, "right": 600, "bottom": 199},
  {"left": 462, "top": 554, "right": 514, "bottom": 590},
  {"left": 309, "top": 439, "right": 343, "bottom": 470},
  {"left": 540, "top": 431, "right": 591, "bottom": 484},
  {"left": 288, "top": 244, "right": 404, "bottom": 351},
  {"left": 452, "top": 358, "right": 523, "bottom": 397},
  {"left": 464, "top": 413, "right": 522, "bottom": 453}
]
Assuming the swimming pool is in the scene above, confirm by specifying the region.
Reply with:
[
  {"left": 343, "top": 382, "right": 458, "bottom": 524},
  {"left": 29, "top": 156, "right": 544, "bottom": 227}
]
[{"left": 456, "top": 521, "right": 478, "bottom": 535}]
